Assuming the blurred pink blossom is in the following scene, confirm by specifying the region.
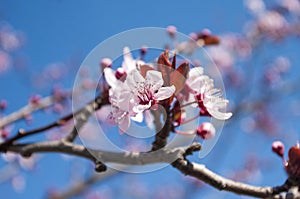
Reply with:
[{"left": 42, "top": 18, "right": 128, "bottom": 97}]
[{"left": 0, "top": 50, "right": 11, "bottom": 74}]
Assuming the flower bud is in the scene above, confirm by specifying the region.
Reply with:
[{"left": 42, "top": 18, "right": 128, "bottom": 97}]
[
  {"left": 166, "top": 25, "right": 177, "bottom": 38},
  {"left": 196, "top": 122, "right": 216, "bottom": 139},
  {"left": 140, "top": 45, "right": 148, "bottom": 55},
  {"left": 100, "top": 58, "right": 112, "bottom": 71},
  {"left": 29, "top": 95, "right": 41, "bottom": 104},
  {"left": 189, "top": 32, "right": 198, "bottom": 41},
  {"left": 115, "top": 67, "right": 126, "bottom": 80},
  {"left": 272, "top": 141, "right": 285, "bottom": 157},
  {"left": 201, "top": 28, "right": 211, "bottom": 36},
  {"left": 0, "top": 100, "right": 7, "bottom": 110}
]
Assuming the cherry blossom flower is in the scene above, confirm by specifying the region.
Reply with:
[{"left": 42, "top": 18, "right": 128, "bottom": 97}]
[
  {"left": 256, "top": 11, "right": 288, "bottom": 39},
  {"left": 104, "top": 66, "right": 175, "bottom": 132},
  {"left": 125, "top": 69, "right": 175, "bottom": 113},
  {"left": 186, "top": 67, "right": 232, "bottom": 120},
  {"left": 104, "top": 68, "right": 138, "bottom": 132},
  {"left": 0, "top": 50, "right": 11, "bottom": 74}
]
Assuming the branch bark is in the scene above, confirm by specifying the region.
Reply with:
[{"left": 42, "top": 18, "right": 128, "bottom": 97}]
[
  {"left": 0, "top": 96, "right": 54, "bottom": 128},
  {"left": 0, "top": 141, "right": 290, "bottom": 198}
]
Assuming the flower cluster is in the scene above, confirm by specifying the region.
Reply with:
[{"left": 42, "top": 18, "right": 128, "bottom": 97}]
[{"left": 102, "top": 47, "right": 232, "bottom": 138}]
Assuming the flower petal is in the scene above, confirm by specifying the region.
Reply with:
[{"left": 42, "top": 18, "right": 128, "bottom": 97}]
[
  {"left": 145, "top": 70, "right": 163, "bottom": 91},
  {"left": 104, "top": 68, "right": 117, "bottom": 87},
  {"left": 133, "top": 102, "right": 152, "bottom": 113},
  {"left": 122, "top": 47, "right": 135, "bottom": 72},
  {"left": 154, "top": 85, "right": 175, "bottom": 101},
  {"left": 188, "top": 75, "right": 211, "bottom": 92},
  {"left": 125, "top": 69, "right": 145, "bottom": 90},
  {"left": 131, "top": 112, "right": 143, "bottom": 123},
  {"left": 186, "top": 67, "right": 204, "bottom": 85}
]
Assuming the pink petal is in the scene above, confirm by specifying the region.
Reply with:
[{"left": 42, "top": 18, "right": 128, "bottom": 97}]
[{"left": 154, "top": 85, "right": 175, "bottom": 101}]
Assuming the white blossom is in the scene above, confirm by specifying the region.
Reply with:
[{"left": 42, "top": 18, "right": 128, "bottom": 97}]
[
  {"left": 186, "top": 67, "right": 232, "bottom": 120},
  {"left": 125, "top": 69, "right": 175, "bottom": 113}
]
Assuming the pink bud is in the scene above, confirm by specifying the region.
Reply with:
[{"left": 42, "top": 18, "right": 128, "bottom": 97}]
[
  {"left": 100, "top": 58, "right": 112, "bottom": 70},
  {"left": 29, "top": 95, "right": 41, "bottom": 104},
  {"left": 196, "top": 122, "right": 216, "bottom": 139},
  {"left": 166, "top": 25, "right": 177, "bottom": 38},
  {"left": 0, "top": 100, "right": 7, "bottom": 110},
  {"left": 140, "top": 45, "right": 148, "bottom": 55},
  {"left": 189, "top": 32, "right": 198, "bottom": 41},
  {"left": 115, "top": 67, "right": 126, "bottom": 80},
  {"left": 272, "top": 141, "right": 285, "bottom": 157},
  {"left": 201, "top": 28, "right": 211, "bottom": 36}
]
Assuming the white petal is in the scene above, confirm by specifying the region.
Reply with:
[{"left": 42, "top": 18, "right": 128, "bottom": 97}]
[
  {"left": 188, "top": 75, "right": 211, "bottom": 92},
  {"left": 131, "top": 112, "right": 143, "bottom": 123},
  {"left": 154, "top": 85, "right": 175, "bottom": 101},
  {"left": 145, "top": 70, "right": 163, "bottom": 91},
  {"left": 125, "top": 69, "right": 145, "bottom": 90},
  {"left": 122, "top": 47, "right": 135, "bottom": 72},
  {"left": 208, "top": 109, "right": 232, "bottom": 120},
  {"left": 133, "top": 102, "right": 152, "bottom": 113},
  {"left": 186, "top": 67, "right": 204, "bottom": 85},
  {"left": 144, "top": 110, "right": 154, "bottom": 129},
  {"left": 104, "top": 68, "right": 117, "bottom": 87}
]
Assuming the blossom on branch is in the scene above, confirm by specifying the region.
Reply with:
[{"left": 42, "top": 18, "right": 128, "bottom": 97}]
[
  {"left": 125, "top": 69, "right": 175, "bottom": 113},
  {"left": 185, "top": 67, "right": 232, "bottom": 120}
]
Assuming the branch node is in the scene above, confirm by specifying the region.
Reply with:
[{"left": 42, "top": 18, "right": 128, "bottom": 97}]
[
  {"left": 184, "top": 142, "right": 201, "bottom": 157},
  {"left": 21, "top": 151, "right": 32, "bottom": 158},
  {"left": 95, "top": 161, "right": 107, "bottom": 172}
]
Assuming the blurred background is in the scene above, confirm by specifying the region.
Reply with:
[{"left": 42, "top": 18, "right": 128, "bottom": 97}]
[{"left": 1, "top": 0, "right": 300, "bottom": 198}]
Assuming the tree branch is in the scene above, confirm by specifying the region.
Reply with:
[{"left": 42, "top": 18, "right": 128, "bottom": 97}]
[
  {"left": 0, "top": 93, "right": 109, "bottom": 147},
  {"left": 48, "top": 169, "right": 119, "bottom": 199},
  {"left": 0, "top": 96, "right": 54, "bottom": 128},
  {"left": 0, "top": 141, "right": 290, "bottom": 198}
]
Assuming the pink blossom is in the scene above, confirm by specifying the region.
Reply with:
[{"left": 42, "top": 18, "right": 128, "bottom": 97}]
[
  {"left": 0, "top": 50, "right": 11, "bottom": 74},
  {"left": 186, "top": 67, "right": 232, "bottom": 120},
  {"left": 125, "top": 69, "right": 175, "bottom": 113}
]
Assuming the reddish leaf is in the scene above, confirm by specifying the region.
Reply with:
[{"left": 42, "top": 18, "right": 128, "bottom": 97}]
[
  {"left": 288, "top": 146, "right": 300, "bottom": 166},
  {"left": 176, "top": 62, "right": 189, "bottom": 78},
  {"left": 203, "top": 36, "right": 220, "bottom": 45},
  {"left": 171, "top": 54, "right": 176, "bottom": 69},
  {"left": 157, "top": 51, "right": 172, "bottom": 86},
  {"left": 286, "top": 145, "right": 300, "bottom": 177},
  {"left": 170, "top": 62, "right": 189, "bottom": 95},
  {"left": 157, "top": 50, "right": 172, "bottom": 67}
]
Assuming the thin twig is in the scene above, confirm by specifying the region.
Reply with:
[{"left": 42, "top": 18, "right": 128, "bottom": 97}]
[
  {"left": 48, "top": 168, "right": 119, "bottom": 199},
  {"left": 0, "top": 96, "right": 54, "bottom": 128},
  {"left": 0, "top": 94, "right": 109, "bottom": 147}
]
